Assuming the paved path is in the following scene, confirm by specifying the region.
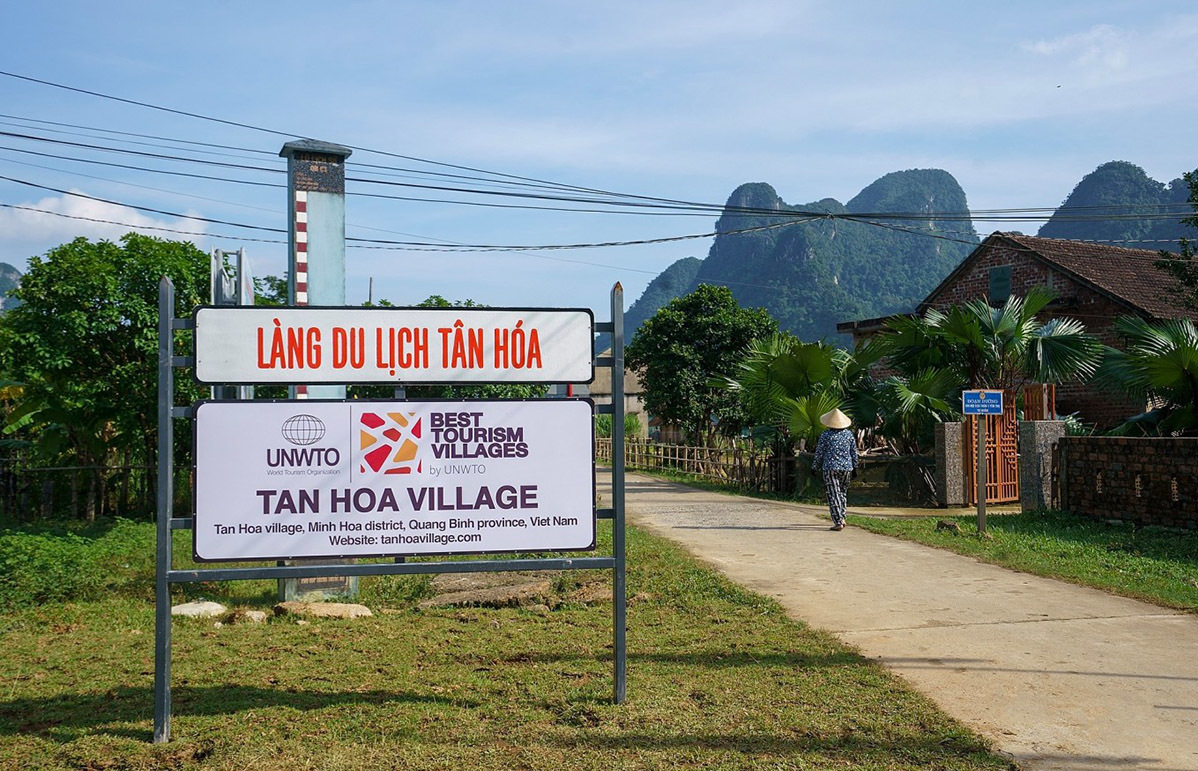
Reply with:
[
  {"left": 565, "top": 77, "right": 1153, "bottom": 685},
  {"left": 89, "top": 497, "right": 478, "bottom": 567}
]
[{"left": 604, "top": 471, "right": 1198, "bottom": 771}]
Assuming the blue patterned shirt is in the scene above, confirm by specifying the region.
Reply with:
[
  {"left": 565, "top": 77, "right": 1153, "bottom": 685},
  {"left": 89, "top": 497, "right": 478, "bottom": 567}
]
[{"left": 812, "top": 428, "right": 859, "bottom": 471}]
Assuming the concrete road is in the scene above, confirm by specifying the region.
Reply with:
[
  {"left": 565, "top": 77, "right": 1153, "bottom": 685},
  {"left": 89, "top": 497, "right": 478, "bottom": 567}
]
[{"left": 605, "top": 471, "right": 1198, "bottom": 771}]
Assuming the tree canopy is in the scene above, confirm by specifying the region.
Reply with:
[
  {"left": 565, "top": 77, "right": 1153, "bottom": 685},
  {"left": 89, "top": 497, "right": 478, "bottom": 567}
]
[
  {"left": 0, "top": 234, "right": 209, "bottom": 473},
  {"left": 1154, "top": 170, "right": 1198, "bottom": 310},
  {"left": 626, "top": 284, "right": 776, "bottom": 443}
]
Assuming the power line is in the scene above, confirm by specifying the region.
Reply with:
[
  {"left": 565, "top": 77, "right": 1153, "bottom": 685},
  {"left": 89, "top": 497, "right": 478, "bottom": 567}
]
[
  {"left": 0, "top": 173, "right": 829, "bottom": 251},
  {"left": 0, "top": 154, "right": 616, "bottom": 245},
  {"left": 0, "top": 69, "right": 701, "bottom": 205},
  {"left": 0, "top": 110, "right": 690, "bottom": 199},
  {"left": 0, "top": 130, "right": 280, "bottom": 175},
  {"left": 0, "top": 111, "right": 279, "bottom": 156},
  {"left": 0, "top": 202, "right": 284, "bottom": 244},
  {"left": 0, "top": 199, "right": 803, "bottom": 293},
  {"left": 0, "top": 175, "right": 286, "bottom": 234},
  {"left": 0, "top": 142, "right": 727, "bottom": 218},
  {"left": 0, "top": 143, "right": 281, "bottom": 188},
  {"left": 0, "top": 117, "right": 283, "bottom": 165},
  {"left": 18, "top": 69, "right": 1186, "bottom": 225},
  {"left": 2, "top": 170, "right": 1189, "bottom": 259},
  {"left": 0, "top": 125, "right": 1190, "bottom": 225}
]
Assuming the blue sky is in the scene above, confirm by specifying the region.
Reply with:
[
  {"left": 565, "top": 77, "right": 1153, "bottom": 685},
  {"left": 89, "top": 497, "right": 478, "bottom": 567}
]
[{"left": 2, "top": 1, "right": 1197, "bottom": 316}]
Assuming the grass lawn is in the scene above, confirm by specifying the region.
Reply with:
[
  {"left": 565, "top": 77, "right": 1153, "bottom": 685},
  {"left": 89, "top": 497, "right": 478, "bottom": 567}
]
[
  {"left": 0, "top": 520, "right": 1013, "bottom": 770},
  {"left": 848, "top": 510, "right": 1198, "bottom": 612}
]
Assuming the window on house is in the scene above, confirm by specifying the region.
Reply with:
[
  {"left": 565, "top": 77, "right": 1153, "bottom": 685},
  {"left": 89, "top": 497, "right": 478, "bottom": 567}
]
[{"left": 989, "top": 265, "right": 1012, "bottom": 304}]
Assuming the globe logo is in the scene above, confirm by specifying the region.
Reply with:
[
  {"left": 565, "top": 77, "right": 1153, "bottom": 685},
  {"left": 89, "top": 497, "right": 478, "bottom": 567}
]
[{"left": 281, "top": 414, "right": 326, "bottom": 446}]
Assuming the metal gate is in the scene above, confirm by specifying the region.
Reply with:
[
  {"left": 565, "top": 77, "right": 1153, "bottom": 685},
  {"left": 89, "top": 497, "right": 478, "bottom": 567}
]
[{"left": 964, "top": 396, "right": 1019, "bottom": 504}]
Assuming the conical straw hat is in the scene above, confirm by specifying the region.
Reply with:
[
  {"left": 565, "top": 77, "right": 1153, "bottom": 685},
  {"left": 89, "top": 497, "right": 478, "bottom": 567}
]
[{"left": 820, "top": 408, "right": 851, "bottom": 429}]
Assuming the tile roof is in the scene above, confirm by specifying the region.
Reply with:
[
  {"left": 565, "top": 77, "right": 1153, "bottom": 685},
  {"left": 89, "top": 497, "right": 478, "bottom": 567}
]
[
  {"left": 995, "top": 233, "right": 1198, "bottom": 322},
  {"left": 914, "top": 232, "right": 1198, "bottom": 322}
]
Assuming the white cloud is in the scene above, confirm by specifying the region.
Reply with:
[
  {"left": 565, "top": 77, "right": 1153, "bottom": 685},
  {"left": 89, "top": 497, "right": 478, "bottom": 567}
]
[
  {"left": 0, "top": 192, "right": 209, "bottom": 266},
  {"left": 1022, "top": 23, "right": 1138, "bottom": 75}
]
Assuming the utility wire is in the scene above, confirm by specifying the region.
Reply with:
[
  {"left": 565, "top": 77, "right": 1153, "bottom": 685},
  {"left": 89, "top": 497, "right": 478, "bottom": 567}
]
[
  {"left": 0, "top": 199, "right": 801, "bottom": 292},
  {"left": 0, "top": 173, "right": 830, "bottom": 250},
  {"left": 2, "top": 170, "right": 1190, "bottom": 257},
  {"left": 0, "top": 143, "right": 280, "bottom": 188},
  {"left": 0, "top": 142, "right": 738, "bottom": 218},
  {"left": 0, "top": 154, "right": 569, "bottom": 244},
  {"left": 0, "top": 117, "right": 282, "bottom": 165},
  {"left": 0, "top": 202, "right": 284, "bottom": 244},
  {"left": 0, "top": 70, "right": 701, "bottom": 204},
  {"left": 20, "top": 70, "right": 1188, "bottom": 223},
  {"left": 0, "top": 127, "right": 1191, "bottom": 224},
  {"left": 0, "top": 175, "right": 286, "bottom": 234},
  {"left": 0, "top": 111, "right": 689, "bottom": 198}
]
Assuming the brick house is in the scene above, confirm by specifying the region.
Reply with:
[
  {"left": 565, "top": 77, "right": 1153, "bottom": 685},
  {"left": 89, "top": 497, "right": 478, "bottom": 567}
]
[{"left": 837, "top": 231, "right": 1198, "bottom": 427}]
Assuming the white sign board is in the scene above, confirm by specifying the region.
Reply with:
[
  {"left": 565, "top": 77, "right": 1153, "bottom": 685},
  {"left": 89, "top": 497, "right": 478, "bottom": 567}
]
[
  {"left": 193, "top": 400, "right": 595, "bottom": 561},
  {"left": 193, "top": 307, "right": 594, "bottom": 384}
]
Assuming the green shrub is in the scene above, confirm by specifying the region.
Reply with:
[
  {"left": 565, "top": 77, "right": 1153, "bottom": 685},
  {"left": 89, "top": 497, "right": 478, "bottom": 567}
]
[
  {"left": 595, "top": 413, "right": 641, "bottom": 438},
  {"left": 0, "top": 518, "right": 155, "bottom": 609}
]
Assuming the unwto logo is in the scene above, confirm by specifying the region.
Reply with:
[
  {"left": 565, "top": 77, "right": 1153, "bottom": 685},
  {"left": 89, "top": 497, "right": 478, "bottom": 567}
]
[{"left": 359, "top": 411, "right": 423, "bottom": 475}]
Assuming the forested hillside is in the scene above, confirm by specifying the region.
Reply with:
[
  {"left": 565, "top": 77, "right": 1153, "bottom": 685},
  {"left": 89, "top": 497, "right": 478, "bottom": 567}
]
[
  {"left": 622, "top": 160, "right": 1197, "bottom": 345},
  {"left": 620, "top": 256, "right": 702, "bottom": 339},
  {"left": 626, "top": 169, "right": 977, "bottom": 342},
  {"left": 1037, "top": 161, "right": 1190, "bottom": 248},
  {"left": 0, "top": 262, "right": 20, "bottom": 310}
]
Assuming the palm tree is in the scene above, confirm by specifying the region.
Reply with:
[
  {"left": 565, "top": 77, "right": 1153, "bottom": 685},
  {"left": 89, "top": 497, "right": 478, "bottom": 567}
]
[
  {"left": 881, "top": 286, "right": 1104, "bottom": 393},
  {"left": 1101, "top": 316, "right": 1198, "bottom": 435},
  {"left": 716, "top": 334, "right": 844, "bottom": 450}
]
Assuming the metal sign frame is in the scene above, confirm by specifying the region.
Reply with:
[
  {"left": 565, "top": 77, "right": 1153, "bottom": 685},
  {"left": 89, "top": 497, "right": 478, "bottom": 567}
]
[{"left": 153, "top": 277, "right": 627, "bottom": 743}]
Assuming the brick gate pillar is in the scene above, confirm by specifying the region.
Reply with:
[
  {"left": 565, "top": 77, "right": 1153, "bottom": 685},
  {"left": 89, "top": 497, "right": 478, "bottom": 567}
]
[
  {"left": 1019, "top": 421, "right": 1065, "bottom": 512},
  {"left": 935, "top": 422, "right": 966, "bottom": 507}
]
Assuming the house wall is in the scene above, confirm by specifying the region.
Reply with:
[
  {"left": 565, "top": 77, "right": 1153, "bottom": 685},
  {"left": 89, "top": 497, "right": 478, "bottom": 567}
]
[
  {"left": 1059, "top": 437, "right": 1198, "bottom": 530},
  {"left": 924, "top": 242, "right": 1143, "bottom": 429}
]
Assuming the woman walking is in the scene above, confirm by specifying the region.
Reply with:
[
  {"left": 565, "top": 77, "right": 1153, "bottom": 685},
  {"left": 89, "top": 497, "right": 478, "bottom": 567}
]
[{"left": 811, "top": 408, "right": 858, "bottom": 531}]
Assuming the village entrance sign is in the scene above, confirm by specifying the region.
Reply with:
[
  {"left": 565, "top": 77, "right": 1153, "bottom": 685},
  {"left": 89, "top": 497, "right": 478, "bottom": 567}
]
[{"left": 153, "top": 281, "right": 628, "bottom": 743}]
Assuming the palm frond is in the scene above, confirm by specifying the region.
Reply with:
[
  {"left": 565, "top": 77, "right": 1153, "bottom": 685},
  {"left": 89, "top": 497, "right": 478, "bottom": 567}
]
[
  {"left": 786, "top": 391, "right": 844, "bottom": 448},
  {"left": 1026, "top": 316, "right": 1104, "bottom": 383}
]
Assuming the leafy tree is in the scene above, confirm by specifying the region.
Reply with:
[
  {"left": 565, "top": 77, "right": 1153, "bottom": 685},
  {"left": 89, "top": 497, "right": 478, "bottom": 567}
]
[
  {"left": 0, "top": 234, "right": 209, "bottom": 518},
  {"left": 253, "top": 273, "right": 288, "bottom": 306},
  {"left": 627, "top": 285, "right": 776, "bottom": 444},
  {"left": 1154, "top": 170, "right": 1198, "bottom": 310},
  {"left": 1101, "top": 316, "right": 1198, "bottom": 435}
]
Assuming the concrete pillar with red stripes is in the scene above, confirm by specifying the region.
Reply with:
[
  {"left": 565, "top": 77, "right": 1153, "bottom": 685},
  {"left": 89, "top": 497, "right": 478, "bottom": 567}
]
[{"left": 280, "top": 139, "right": 352, "bottom": 401}]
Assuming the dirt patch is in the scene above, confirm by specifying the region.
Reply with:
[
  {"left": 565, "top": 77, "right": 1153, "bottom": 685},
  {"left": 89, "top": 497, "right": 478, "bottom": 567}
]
[{"left": 419, "top": 571, "right": 611, "bottom": 609}]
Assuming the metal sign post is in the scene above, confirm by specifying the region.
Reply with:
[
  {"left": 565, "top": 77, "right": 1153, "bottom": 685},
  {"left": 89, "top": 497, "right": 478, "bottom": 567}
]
[
  {"left": 610, "top": 282, "right": 626, "bottom": 703},
  {"left": 152, "top": 278, "right": 626, "bottom": 742},
  {"left": 962, "top": 390, "right": 1003, "bottom": 535}
]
